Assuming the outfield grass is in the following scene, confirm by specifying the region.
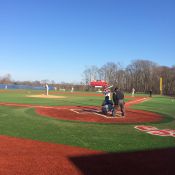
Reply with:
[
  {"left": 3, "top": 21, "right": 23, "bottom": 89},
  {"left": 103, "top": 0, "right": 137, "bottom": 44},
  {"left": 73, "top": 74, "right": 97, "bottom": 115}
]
[
  {"left": 132, "top": 95, "right": 175, "bottom": 128},
  {"left": 0, "top": 90, "right": 175, "bottom": 152},
  {"left": 0, "top": 89, "right": 104, "bottom": 106}
]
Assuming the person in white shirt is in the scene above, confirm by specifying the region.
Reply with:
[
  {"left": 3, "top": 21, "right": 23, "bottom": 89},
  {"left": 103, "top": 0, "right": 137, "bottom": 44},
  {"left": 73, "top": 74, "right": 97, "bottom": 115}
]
[
  {"left": 45, "top": 83, "right": 49, "bottom": 96},
  {"left": 131, "top": 88, "right": 135, "bottom": 97}
]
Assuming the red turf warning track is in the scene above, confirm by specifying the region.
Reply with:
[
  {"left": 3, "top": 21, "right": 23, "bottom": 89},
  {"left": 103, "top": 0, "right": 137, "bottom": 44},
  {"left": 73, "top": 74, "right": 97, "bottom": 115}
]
[
  {"left": 0, "top": 135, "right": 101, "bottom": 175},
  {"left": 1, "top": 135, "right": 174, "bottom": 175}
]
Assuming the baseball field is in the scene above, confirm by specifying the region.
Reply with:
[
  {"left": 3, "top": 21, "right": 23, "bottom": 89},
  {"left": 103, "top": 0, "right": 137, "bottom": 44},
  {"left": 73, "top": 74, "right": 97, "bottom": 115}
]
[{"left": 0, "top": 89, "right": 175, "bottom": 175}]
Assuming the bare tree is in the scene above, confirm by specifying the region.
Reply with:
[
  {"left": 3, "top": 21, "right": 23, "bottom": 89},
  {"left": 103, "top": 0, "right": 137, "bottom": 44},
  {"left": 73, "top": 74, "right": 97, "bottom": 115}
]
[
  {"left": 100, "top": 62, "right": 122, "bottom": 85},
  {"left": 126, "top": 59, "right": 158, "bottom": 92},
  {"left": 81, "top": 59, "right": 175, "bottom": 95},
  {"left": 0, "top": 73, "right": 12, "bottom": 84},
  {"left": 158, "top": 66, "right": 175, "bottom": 95},
  {"left": 82, "top": 66, "right": 99, "bottom": 85}
]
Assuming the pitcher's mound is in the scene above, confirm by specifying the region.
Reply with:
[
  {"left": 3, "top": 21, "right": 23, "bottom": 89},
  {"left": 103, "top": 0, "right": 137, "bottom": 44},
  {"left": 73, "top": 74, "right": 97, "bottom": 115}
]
[{"left": 26, "top": 94, "right": 66, "bottom": 98}]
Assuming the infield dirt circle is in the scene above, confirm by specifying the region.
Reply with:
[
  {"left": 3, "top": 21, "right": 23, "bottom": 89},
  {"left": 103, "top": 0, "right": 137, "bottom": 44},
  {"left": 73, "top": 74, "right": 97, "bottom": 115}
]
[{"left": 0, "top": 97, "right": 163, "bottom": 124}]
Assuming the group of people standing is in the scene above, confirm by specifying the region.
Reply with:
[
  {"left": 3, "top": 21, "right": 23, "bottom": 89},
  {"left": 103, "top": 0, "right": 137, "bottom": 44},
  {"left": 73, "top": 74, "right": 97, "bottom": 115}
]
[
  {"left": 102, "top": 86, "right": 154, "bottom": 117},
  {"left": 103, "top": 87, "right": 125, "bottom": 117}
]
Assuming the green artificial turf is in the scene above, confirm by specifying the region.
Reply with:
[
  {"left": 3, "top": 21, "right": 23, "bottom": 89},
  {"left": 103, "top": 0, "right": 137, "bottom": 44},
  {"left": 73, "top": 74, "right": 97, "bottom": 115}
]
[
  {"left": 0, "top": 90, "right": 104, "bottom": 106},
  {"left": 0, "top": 90, "right": 175, "bottom": 152},
  {"left": 131, "top": 95, "right": 175, "bottom": 127}
]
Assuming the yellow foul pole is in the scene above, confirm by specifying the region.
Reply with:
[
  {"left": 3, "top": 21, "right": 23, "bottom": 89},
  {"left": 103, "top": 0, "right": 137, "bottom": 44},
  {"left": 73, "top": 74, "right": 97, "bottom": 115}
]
[{"left": 160, "top": 77, "right": 163, "bottom": 95}]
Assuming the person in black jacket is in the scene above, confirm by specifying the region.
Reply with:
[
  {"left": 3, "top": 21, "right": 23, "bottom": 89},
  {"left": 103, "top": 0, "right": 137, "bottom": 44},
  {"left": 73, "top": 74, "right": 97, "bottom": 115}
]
[
  {"left": 113, "top": 87, "right": 125, "bottom": 117},
  {"left": 101, "top": 96, "right": 116, "bottom": 116},
  {"left": 102, "top": 96, "right": 113, "bottom": 111},
  {"left": 149, "top": 89, "right": 152, "bottom": 97}
]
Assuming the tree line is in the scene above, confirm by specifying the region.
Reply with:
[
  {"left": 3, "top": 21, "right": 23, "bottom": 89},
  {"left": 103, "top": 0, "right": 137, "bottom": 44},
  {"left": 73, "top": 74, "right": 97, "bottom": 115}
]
[
  {"left": 1, "top": 59, "right": 174, "bottom": 95},
  {"left": 82, "top": 59, "right": 175, "bottom": 95}
]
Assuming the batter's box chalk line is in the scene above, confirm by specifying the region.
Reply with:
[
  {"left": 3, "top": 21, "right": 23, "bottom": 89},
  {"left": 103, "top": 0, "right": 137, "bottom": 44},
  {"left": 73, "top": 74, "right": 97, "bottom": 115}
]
[{"left": 70, "top": 109, "right": 125, "bottom": 119}]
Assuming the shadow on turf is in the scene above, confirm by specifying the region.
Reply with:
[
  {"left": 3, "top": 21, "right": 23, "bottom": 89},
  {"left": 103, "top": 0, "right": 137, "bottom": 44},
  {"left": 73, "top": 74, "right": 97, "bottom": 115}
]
[{"left": 69, "top": 147, "right": 175, "bottom": 175}]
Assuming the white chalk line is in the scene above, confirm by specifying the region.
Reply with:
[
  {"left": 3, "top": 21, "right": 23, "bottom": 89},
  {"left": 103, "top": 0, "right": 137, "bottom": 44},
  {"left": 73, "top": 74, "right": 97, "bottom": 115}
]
[
  {"left": 70, "top": 108, "right": 124, "bottom": 119},
  {"left": 0, "top": 97, "right": 149, "bottom": 119},
  {"left": 126, "top": 97, "right": 150, "bottom": 105},
  {"left": 70, "top": 109, "right": 80, "bottom": 114}
]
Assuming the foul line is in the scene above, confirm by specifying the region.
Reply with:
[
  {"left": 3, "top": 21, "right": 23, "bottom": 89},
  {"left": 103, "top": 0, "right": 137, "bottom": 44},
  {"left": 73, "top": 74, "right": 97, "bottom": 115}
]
[
  {"left": 126, "top": 97, "right": 150, "bottom": 105},
  {"left": 70, "top": 109, "right": 80, "bottom": 114}
]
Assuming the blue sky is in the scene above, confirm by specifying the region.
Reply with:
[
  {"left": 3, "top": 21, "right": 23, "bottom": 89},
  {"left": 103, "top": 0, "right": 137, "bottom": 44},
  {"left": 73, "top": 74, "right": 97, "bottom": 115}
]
[{"left": 0, "top": 0, "right": 174, "bottom": 83}]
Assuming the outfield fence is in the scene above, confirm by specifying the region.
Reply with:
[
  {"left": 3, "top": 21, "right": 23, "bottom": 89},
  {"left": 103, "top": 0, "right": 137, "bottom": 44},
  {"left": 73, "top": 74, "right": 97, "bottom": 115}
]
[{"left": 0, "top": 84, "right": 54, "bottom": 90}]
